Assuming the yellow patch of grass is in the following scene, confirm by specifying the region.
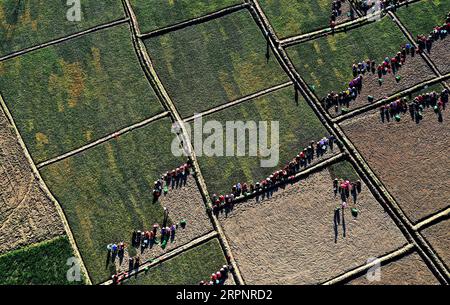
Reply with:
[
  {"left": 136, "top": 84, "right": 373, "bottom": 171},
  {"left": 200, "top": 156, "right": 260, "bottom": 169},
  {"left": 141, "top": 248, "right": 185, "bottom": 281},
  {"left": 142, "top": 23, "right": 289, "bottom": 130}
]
[
  {"left": 91, "top": 47, "right": 102, "bottom": 72},
  {"left": 36, "top": 132, "right": 49, "bottom": 145},
  {"left": 218, "top": 70, "right": 235, "bottom": 101},
  {"left": 85, "top": 130, "right": 93, "bottom": 142},
  {"left": 327, "top": 36, "right": 338, "bottom": 52}
]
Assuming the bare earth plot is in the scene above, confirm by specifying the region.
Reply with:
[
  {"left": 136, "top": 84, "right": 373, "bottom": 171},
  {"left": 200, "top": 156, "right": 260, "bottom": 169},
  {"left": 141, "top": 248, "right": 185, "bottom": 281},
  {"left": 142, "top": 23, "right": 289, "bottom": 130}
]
[
  {"left": 40, "top": 118, "right": 212, "bottom": 284},
  {"left": 0, "top": 0, "right": 125, "bottom": 57},
  {"left": 286, "top": 17, "right": 435, "bottom": 117},
  {"left": 421, "top": 219, "right": 450, "bottom": 271},
  {"left": 258, "top": 0, "right": 352, "bottom": 38},
  {"left": 0, "top": 107, "right": 64, "bottom": 255},
  {"left": 346, "top": 251, "right": 440, "bottom": 285},
  {"left": 124, "top": 238, "right": 230, "bottom": 285},
  {"left": 395, "top": 0, "right": 450, "bottom": 74},
  {"left": 0, "top": 24, "right": 163, "bottom": 164},
  {"left": 192, "top": 85, "right": 335, "bottom": 196},
  {"left": 130, "top": 0, "right": 243, "bottom": 33},
  {"left": 340, "top": 105, "right": 450, "bottom": 224},
  {"left": 144, "top": 9, "right": 289, "bottom": 118},
  {"left": 218, "top": 161, "right": 407, "bottom": 284}
]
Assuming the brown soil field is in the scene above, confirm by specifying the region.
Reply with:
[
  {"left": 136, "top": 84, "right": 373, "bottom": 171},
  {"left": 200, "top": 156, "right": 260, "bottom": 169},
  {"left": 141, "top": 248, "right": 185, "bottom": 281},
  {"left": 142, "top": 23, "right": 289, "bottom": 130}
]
[
  {"left": 218, "top": 166, "right": 407, "bottom": 284},
  {"left": 421, "top": 219, "right": 450, "bottom": 270},
  {"left": 329, "top": 54, "right": 435, "bottom": 117},
  {"left": 113, "top": 177, "right": 213, "bottom": 273},
  {"left": 346, "top": 251, "right": 439, "bottom": 285},
  {"left": 429, "top": 38, "right": 450, "bottom": 74},
  {"left": 0, "top": 109, "right": 64, "bottom": 254},
  {"left": 341, "top": 108, "right": 450, "bottom": 223}
]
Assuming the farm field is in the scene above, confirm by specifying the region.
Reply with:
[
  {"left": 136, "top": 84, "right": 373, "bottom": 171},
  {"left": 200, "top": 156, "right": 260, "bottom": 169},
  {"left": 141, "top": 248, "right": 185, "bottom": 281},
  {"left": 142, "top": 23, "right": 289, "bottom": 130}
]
[
  {"left": 0, "top": 0, "right": 448, "bottom": 287},
  {"left": 0, "top": 0, "right": 125, "bottom": 57},
  {"left": 192, "top": 85, "right": 334, "bottom": 196},
  {"left": 124, "top": 238, "right": 229, "bottom": 285},
  {"left": 0, "top": 106, "right": 64, "bottom": 255},
  {"left": 40, "top": 118, "right": 212, "bottom": 283},
  {"left": 0, "top": 24, "right": 163, "bottom": 164},
  {"left": 346, "top": 252, "right": 440, "bottom": 285},
  {"left": 0, "top": 236, "right": 82, "bottom": 285},
  {"left": 421, "top": 220, "right": 450, "bottom": 270},
  {"left": 258, "top": 0, "right": 352, "bottom": 38},
  {"left": 218, "top": 161, "right": 407, "bottom": 284},
  {"left": 144, "top": 9, "right": 289, "bottom": 118},
  {"left": 130, "top": 0, "right": 243, "bottom": 33},
  {"left": 340, "top": 89, "right": 450, "bottom": 224},
  {"left": 286, "top": 17, "right": 435, "bottom": 116},
  {"left": 395, "top": 0, "right": 450, "bottom": 74}
]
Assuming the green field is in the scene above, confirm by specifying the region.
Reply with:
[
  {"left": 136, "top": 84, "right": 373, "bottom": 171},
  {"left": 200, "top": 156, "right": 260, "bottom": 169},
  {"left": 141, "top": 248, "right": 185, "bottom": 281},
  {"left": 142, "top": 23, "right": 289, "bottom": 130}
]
[
  {"left": 259, "top": 0, "right": 346, "bottom": 38},
  {"left": 396, "top": 0, "right": 450, "bottom": 37},
  {"left": 41, "top": 118, "right": 189, "bottom": 283},
  {"left": 131, "top": 0, "right": 243, "bottom": 33},
  {"left": 144, "top": 10, "right": 289, "bottom": 118},
  {"left": 286, "top": 17, "right": 409, "bottom": 98},
  {"left": 0, "top": 236, "right": 82, "bottom": 285},
  {"left": 0, "top": 24, "right": 163, "bottom": 164},
  {"left": 0, "top": 0, "right": 124, "bottom": 57},
  {"left": 192, "top": 86, "right": 329, "bottom": 195},
  {"left": 124, "top": 238, "right": 227, "bottom": 285},
  {"left": 328, "top": 160, "right": 359, "bottom": 181}
]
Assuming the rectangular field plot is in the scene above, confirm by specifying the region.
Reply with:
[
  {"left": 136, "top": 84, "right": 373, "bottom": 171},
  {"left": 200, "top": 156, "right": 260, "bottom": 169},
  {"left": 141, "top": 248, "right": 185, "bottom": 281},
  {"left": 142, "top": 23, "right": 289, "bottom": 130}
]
[
  {"left": 218, "top": 161, "right": 407, "bottom": 284},
  {"left": 395, "top": 0, "right": 450, "bottom": 74},
  {"left": 144, "top": 10, "right": 289, "bottom": 118},
  {"left": 131, "top": 0, "right": 243, "bottom": 33},
  {"left": 421, "top": 220, "right": 450, "bottom": 271},
  {"left": 124, "top": 238, "right": 229, "bottom": 285},
  {"left": 40, "top": 118, "right": 213, "bottom": 284},
  {"left": 259, "top": 0, "right": 353, "bottom": 38},
  {"left": 0, "top": 107, "right": 65, "bottom": 255},
  {"left": 286, "top": 17, "right": 435, "bottom": 117},
  {"left": 0, "top": 236, "right": 81, "bottom": 285},
  {"left": 345, "top": 251, "right": 439, "bottom": 285},
  {"left": 192, "top": 86, "right": 333, "bottom": 196},
  {"left": 0, "top": 24, "right": 163, "bottom": 164},
  {"left": 340, "top": 87, "right": 450, "bottom": 223},
  {"left": 0, "top": 0, "right": 124, "bottom": 57}
]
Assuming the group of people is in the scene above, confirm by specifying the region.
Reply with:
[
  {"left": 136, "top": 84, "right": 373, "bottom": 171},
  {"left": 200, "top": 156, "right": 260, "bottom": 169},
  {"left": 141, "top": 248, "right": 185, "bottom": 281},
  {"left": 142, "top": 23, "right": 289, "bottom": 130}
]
[
  {"left": 211, "top": 136, "right": 337, "bottom": 211},
  {"left": 333, "top": 178, "right": 362, "bottom": 216},
  {"left": 106, "top": 242, "right": 126, "bottom": 261},
  {"left": 323, "top": 75, "right": 363, "bottom": 112},
  {"left": 323, "top": 10, "right": 450, "bottom": 114},
  {"left": 355, "top": 0, "right": 406, "bottom": 15},
  {"left": 329, "top": 0, "right": 350, "bottom": 29},
  {"left": 152, "top": 159, "right": 193, "bottom": 202},
  {"left": 131, "top": 220, "right": 186, "bottom": 250},
  {"left": 199, "top": 265, "right": 231, "bottom": 286},
  {"left": 416, "top": 11, "right": 450, "bottom": 53},
  {"left": 379, "top": 89, "right": 449, "bottom": 123}
]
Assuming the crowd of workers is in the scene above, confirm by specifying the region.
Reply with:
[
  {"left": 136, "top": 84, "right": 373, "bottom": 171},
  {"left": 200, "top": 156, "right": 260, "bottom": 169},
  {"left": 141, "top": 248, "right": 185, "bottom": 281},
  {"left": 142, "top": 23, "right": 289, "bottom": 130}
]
[
  {"left": 323, "top": 11, "right": 449, "bottom": 114},
  {"left": 417, "top": 11, "right": 450, "bottom": 53},
  {"left": 199, "top": 265, "right": 232, "bottom": 285},
  {"left": 211, "top": 136, "right": 337, "bottom": 212},
  {"left": 379, "top": 89, "right": 449, "bottom": 123},
  {"left": 333, "top": 178, "right": 362, "bottom": 220},
  {"left": 152, "top": 159, "right": 193, "bottom": 202}
]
